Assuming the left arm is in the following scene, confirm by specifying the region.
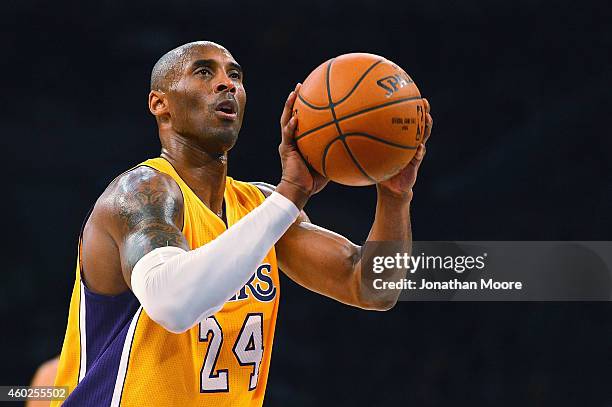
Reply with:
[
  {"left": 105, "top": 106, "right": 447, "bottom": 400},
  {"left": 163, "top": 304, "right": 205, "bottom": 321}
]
[
  {"left": 261, "top": 88, "right": 432, "bottom": 310},
  {"left": 256, "top": 182, "right": 416, "bottom": 311}
]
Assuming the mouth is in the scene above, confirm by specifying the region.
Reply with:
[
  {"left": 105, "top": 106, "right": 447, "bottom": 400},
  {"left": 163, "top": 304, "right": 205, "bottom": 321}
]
[{"left": 215, "top": 99, "right": 238, "bottom": 121}]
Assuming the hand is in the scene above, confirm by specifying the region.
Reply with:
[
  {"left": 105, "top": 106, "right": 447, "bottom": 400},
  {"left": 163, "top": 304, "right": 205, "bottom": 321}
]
[
  {"left": 276, "top": 83, "right": 329, "bottom": 209},
  {"left": 378, "top": 98, "right": 433, "bottom": 199}
]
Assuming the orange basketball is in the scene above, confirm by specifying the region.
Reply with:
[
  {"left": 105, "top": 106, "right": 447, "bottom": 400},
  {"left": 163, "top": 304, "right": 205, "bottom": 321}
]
[{"left": 294, "top": 53, "right": 426, "bottom": 186}]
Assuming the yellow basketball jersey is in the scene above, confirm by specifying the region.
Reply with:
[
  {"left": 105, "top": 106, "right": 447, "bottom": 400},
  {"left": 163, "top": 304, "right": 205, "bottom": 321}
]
[{"left": 53, "top": 157, "right": 280, "bottom": 406}]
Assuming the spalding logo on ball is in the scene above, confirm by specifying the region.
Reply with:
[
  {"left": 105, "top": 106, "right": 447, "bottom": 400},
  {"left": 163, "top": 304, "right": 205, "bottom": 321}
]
[{"left": 294, "top": 53, "right": 426, "bottom": 186}]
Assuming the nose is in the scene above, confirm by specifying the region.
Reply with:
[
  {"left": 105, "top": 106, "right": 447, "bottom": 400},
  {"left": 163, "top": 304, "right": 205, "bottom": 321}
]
[{"left": 214, "top": 75, "right": 236, "bottom": 94}]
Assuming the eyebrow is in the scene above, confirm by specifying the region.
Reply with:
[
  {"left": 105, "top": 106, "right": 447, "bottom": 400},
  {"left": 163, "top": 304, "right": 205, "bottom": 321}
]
[{"left": 191, "top": 59, "right": 243, "bottom": 74}]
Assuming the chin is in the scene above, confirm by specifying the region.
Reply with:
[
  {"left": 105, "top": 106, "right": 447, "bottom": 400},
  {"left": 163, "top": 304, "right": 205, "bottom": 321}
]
[{"left": 204, "top": 128, "right": 239, "bottom": 155}]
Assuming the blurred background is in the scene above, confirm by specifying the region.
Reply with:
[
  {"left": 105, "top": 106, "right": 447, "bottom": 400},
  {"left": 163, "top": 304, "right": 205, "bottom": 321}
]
[{"left": 2, "top": 0, "right": 611, "bottom": 405}]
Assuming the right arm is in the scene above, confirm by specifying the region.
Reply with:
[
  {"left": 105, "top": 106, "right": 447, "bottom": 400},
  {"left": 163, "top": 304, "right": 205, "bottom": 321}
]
[
  {"left": 111, "top": 167, "right": 190, "bottom": 285},
  {"left": 100, "top": 167, "right": 300, "bottom": 334}
]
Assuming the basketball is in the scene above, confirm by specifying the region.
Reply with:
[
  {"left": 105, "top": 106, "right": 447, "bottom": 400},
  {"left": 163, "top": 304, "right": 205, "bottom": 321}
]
[{"left": 294, "top": 53, "right": 426, "bottom": 186}]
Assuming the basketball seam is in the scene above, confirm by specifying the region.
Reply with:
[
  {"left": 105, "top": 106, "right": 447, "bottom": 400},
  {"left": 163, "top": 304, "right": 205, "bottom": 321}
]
[
  {"left": 323, "top": 60, "right": 374, "bottom": 182},
  {"left": 321, "top": 132, "right": 417, "bottom": 181},
  {"left": 334, "top": 60, "right": 383, "bottom": 105},
  {"left": 321, "top": 137, "right": 340, "bottom": 177},
  {"left": 321, "top": 59, "right": 338, "bottom": 177},
  {"left": 323, "top": 60, "right": 376, "bottom": 184},
  {"left": 343, "top": 132, "right": 419, "bottom": 150},
  {"left": 297, "top": 93, "right": 329, "bottom": 110},
  {"left": 340, "top": 138, "right": 376, "bottom": 183},
  {"left": 296, "top": 59, "right": 383, "bottom": 110},
  {"left": 325, "top": 59, "right": 344, "bottom": 139},
  {"left": 325, "top": 132, "right": 419, "bottom": 150},
  {"left": 295, "top": 96, "right": 422, "bottom": 141}
]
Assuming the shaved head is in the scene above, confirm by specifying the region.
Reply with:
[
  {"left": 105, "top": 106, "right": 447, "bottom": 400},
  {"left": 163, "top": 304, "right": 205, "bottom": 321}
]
[
  {"left": 148, "top": 40, "right": 246, "bottom": 155},
  {"left": 150, "top": 41, "right": 231, "bottom": 91}
]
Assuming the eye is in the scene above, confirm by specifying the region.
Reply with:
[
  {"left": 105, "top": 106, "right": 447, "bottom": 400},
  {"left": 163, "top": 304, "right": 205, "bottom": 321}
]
[
  {"left": 229, "top": 71, "right": 242, "bottom": 80},
  {"left": 196, "top": 68, "right": 213, "bottom": 77}
]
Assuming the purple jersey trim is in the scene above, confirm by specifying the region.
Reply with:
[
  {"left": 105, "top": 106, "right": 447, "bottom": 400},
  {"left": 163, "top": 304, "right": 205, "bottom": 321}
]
[{"left": 63, "top": 285, "right": 140, "bottom": 406}]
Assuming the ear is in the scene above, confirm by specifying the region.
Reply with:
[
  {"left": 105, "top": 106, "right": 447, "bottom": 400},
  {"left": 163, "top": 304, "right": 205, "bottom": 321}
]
[{"left": 149, "top": 90, "right": 169, "bottom": 118}]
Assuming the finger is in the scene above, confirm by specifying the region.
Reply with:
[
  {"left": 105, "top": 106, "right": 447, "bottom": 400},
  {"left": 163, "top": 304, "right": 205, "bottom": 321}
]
[
  {"left": 291, "top": 83, "right": 302, "bottom": 117},
  {"left": 408, "top": 144, "right": 426, "bottom": 169},
  {"left": 290, "top": 83, "right": 302, "bottom": 116},
  {"left": 280, "top": 91, "right": 296, "bottom": 127},
  {"left": 423, "top": 113, "right": 433, "bottom": 144},
  {"left": 415, "top": 143, "right": 426, "bottom": 162},
  {"left": 280, "top": 84, "right": 300, "bottom": 127},
  {"left": 397, "top": 145, "right": 425, "bottom": 187},
  {"left": 281, "top": 115, "right": 298, "bottom": 145},
  {"left": 423, "top": 98, "right": 430, "bottom": 114}
]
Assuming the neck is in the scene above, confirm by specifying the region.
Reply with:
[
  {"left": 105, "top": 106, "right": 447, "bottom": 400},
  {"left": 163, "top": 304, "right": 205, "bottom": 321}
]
[{"left": 160, "top": 134, "right": 227, "bottom": 217}]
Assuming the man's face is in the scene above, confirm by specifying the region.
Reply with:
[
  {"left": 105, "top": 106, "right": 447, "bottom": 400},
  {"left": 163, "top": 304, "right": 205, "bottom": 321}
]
[{"left": 166, "top": 44, "right": 246, "bottom": 155}]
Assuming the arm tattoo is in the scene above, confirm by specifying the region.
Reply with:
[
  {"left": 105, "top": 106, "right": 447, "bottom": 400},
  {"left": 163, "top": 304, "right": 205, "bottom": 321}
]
[{"left": 114, "top": 168, "right": 188, "bottom": 272}]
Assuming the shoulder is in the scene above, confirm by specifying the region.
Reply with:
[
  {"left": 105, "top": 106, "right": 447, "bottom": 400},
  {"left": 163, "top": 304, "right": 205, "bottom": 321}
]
[
  {"left": 82, "top": 166, "right": 186, "bottom": 288},
  {"left": 109, "top": 165, "right": 182, "bottom": 199},
  {"left": 93, "top": 165, "right": 184, "bottom": 235}
]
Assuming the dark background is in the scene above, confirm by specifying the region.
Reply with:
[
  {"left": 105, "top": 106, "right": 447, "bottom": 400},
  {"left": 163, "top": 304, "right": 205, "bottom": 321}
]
[{"left": 3, "top": 0, "right": 611, "bottom": 405}]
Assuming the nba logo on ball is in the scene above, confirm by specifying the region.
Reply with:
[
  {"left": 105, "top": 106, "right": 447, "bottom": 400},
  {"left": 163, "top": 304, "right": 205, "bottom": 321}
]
[{"left": 294, "top": 53, "right": 427, "bottom": 186}]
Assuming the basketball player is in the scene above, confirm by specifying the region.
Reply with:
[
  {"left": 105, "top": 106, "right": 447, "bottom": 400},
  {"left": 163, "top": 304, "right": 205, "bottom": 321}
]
[{"left": 53, "top": 41, "right": 432, "bottom": 406}]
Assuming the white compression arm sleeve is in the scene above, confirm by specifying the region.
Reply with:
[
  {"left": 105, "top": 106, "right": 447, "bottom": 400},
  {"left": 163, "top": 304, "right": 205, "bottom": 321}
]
[{"left": 131, "top": 191, "right": 299, "bottom": 333}]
